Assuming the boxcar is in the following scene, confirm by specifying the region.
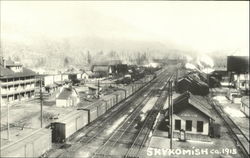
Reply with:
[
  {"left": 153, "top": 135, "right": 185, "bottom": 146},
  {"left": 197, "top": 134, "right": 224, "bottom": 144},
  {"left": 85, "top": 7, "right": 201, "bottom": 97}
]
[
  {"left": 51, "top": 110, "right": 88, "bottom": 143},
  {"left": 97, "top": 100, "right": 107, "bottom": 117},
  {"left": 124, "top": 86, "right": 133, "bottom": 97},
  {"left": 83, "top": 103, "right": 98, "bottom": 124},
  {"left": 1, "top": 129, "right": 51, "bottom": 157},
  {"left": 102, "top": 94, "right": 116, "bottom": 110},
  {"left": 114, "top": 90, "right": 126, "bottom": 103}
]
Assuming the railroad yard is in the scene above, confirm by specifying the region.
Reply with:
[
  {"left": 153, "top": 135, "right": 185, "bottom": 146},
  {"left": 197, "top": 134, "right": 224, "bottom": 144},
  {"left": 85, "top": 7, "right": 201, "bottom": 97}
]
[{"left": 1, "top": 2, "right": 249, "bottom": 158}]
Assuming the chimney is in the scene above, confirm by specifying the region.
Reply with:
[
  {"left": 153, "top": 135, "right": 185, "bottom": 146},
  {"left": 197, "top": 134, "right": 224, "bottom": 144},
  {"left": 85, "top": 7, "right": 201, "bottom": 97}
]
[{"left": 1, "top": 57, "right": 6, "bottom": 68}]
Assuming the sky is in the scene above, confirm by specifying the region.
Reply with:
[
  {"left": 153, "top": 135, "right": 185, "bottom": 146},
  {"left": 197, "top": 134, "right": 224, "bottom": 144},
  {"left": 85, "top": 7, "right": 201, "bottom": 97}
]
[{"left": 1, "top": 1, "right": 249, "bottom": 56}]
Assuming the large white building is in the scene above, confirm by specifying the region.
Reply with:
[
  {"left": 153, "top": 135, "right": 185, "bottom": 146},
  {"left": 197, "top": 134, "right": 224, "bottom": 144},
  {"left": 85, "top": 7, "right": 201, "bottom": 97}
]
[{"left": 0, "top": 57, "right": 37, "bottom": 105}]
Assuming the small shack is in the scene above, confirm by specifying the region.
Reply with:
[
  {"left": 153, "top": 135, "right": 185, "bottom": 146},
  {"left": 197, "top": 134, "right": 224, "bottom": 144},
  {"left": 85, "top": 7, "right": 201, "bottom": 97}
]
[
  {"left": 56, "top": 87, "right": 79, "bottom": 107},
  {"left": 87, "top": 85, "right": 102, "bottom": 95}
]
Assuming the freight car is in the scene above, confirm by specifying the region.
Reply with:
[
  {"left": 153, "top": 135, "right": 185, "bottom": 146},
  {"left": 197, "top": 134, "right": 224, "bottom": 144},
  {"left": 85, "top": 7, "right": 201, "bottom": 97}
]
[
  {"left": 102, "top": 94, "right": 117, "bottom": 110},
  {"left": 113, "top": 90, "right": 126, "bottom": 103},
  {"left": 51, "top": 110, "right": 88, "bottom": 143},
  {"left": 50, "top": 74, "right": 156, "bottom": 144},
  {"left": 1, "top": 129, "right": 51, "bottom": 157}
]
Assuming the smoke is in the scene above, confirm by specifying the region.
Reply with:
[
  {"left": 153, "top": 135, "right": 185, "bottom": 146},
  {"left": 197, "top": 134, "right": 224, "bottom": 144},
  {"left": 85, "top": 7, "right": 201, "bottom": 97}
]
[
  {"left": 185, "top": 63, "right": 198, "bottom": 70},
  {"left": 197, "top": 55, "right": 214, "bottom": 68},
  {"left": 201, "top": 68, "right": 215, "bottom": 74},
  {"left": 184, "top": 54, "right": 215, "bottom": 74}
]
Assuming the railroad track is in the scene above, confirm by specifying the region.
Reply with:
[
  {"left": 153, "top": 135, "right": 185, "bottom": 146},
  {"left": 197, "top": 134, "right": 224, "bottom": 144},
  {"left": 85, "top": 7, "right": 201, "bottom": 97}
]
[
  {"left": 92, "top": 73, "right": 173, "bottom": 157},
  {"left": 50, "top": 70, "right": 169, "bottom": 157},
  {"left": 211, "top": 99, "right": 249, "bottom": 157},
  {"left": 124, "top": 76, "right": 171, "bottom": 158}
]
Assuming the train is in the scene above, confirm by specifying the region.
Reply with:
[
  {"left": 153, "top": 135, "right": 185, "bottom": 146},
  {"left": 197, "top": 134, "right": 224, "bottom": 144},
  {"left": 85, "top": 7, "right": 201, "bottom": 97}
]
[{"left": 51, "top": 74, "right": 156, "bottom": 143}]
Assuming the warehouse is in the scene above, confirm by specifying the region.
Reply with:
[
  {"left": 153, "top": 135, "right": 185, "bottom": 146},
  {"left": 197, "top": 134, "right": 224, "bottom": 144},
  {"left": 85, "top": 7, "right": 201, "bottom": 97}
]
[
  {"left": 171, "top": 91, "right": 215, "bottom": 137},
  {"left": 176, "top": 75, "right": 209, "bottom": 96}
]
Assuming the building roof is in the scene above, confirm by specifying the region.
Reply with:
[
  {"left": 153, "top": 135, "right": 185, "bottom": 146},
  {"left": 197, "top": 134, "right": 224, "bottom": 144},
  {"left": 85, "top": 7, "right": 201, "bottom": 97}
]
[
  {"left": 0, "top": 66, "right": 37, "bottom": 78},
  {"left": 57, "top": 87, "right": 78, "bottom": 100},
  {"left": 92, "top": 65, "right": 110, "bottom": 72},
  {"left": 5, "top": 60, "right": 22, "bottom": 66},
  {"left": 0, "top": 57, "right": 22, "bottom": 66},
  {"left": 173, "top": 91, "right": 215, "bottom": 120}
]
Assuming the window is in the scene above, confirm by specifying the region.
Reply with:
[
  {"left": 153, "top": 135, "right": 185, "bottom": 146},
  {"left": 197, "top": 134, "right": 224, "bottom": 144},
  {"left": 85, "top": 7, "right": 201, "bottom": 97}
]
[
  {"left": 186, "top": 120, "right": 192, "bottom": 131},
  {"left": 197, "top": 121, "right": 204, "bottom": 132},
  {"left": 175, "top": 120, "right": 181, "bottom": 130}
]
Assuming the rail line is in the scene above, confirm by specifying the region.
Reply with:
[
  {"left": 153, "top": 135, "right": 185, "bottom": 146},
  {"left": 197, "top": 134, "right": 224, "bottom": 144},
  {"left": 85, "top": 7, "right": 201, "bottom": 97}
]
[
  {"left": 124, "top": 75, "right": 172, "bottom": 158},
  {"left": 211, "top": 99, "right": 249, "bottom": 157},
  {"left": 92, "top": 74, "right": 173, "bottom": 157}
]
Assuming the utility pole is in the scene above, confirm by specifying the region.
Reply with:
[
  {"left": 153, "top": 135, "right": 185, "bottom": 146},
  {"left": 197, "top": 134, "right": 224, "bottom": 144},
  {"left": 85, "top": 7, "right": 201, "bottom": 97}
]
[
  {"left": 7, "top": 102, "right": 10, "bottom": 140},
  {"left": 170, "top": 80, "right": 173, "bottom": 149},
  {"left": 40, "top": 77, "right": 43, "bottom": 128},
  {"left": 97, "top": 79, "right": 100, "bottom": 99}
]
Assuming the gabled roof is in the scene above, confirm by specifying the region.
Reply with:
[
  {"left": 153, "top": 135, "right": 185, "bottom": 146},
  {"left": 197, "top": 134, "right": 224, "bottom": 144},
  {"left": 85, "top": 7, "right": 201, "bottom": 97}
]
[
  {"left": 5, "top": 60, "right": 22, "bottom": 66},
  {"left": 0, "top": 66, "right": 37, "bottom": 78},
  {"left": 173, "top": 91, "right": 215, "bottom": 120},
  {"left": 57, "top": 87, "right": 78, "bottom": 100}
]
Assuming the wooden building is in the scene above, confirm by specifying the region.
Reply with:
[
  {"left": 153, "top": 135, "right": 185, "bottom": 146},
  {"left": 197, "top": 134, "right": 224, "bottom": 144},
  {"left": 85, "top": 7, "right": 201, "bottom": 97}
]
[
  {"left": 176, "top": 75, "right": 209, "bottom": 96},
  {"left": 56, "top": 87, "right": 79, "bottom": 107},
  {"left": 172, "top": 91, "right": 215, "bottom": 137},
  {"left": 0, "top": 57, "right": 37, "bottom": 105}
]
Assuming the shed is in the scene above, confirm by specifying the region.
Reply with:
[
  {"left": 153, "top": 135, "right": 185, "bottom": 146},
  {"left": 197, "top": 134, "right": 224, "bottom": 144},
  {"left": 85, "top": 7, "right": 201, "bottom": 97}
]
[
  {"left": 56, "top": 87, "right": 79, "bottom": 107},
  {"left": 176, "top": 75, "right": 209, "bottom": 96}
]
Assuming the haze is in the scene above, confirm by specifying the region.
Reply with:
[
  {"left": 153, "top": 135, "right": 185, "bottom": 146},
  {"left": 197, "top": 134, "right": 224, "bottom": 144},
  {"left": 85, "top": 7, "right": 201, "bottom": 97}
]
[{"left": 1, "top": 1, "right": 249, "bottom": 59}]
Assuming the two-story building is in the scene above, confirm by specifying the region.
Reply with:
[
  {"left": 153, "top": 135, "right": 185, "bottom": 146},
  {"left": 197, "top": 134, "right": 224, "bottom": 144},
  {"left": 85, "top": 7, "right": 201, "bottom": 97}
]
[{"left": 0, "top": 57, "right": 37, "bottom": 105}]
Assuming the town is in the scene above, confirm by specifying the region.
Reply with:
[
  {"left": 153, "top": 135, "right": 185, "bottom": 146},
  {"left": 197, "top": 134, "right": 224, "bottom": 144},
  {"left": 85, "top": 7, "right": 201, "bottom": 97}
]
[{"left": 0, "top": 1, "right": 249, "bottom": 158}]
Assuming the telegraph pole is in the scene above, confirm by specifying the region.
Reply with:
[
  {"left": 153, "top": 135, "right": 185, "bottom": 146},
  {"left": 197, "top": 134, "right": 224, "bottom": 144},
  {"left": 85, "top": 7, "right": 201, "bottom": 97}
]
[
  {"left": 7, "top": 102, "right": 10, "bottom": 140},
  {"left": 168, "top": 80, "right": 171, "bottom": 136},
  {"left": 170, "top": 80, "right": 173, "bottom": 149},
  {"left": 97, "top": 79, "right": 100, "bottom": 99},
  {"left": 40, "top": 77, "right": 43, "bottom": 128}
]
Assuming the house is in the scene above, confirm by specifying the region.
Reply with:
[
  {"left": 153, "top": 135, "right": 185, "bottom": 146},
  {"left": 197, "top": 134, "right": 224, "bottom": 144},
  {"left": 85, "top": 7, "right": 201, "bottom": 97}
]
[
  {"left": 171, "top": 91, "right": 215, "bottom": 137},
  {"left": 232, "top": 73, "right": 249, "bottom": 94},
  {"left": 85, "top": 70, "right": 95, "bottom": 78},
  {"left": 42, "top": 74, "right": 67, "bottom": 94},
  {"left": 81, "top": 72, "right": 89, "bottom": 80},
  {"left": 56, "top": 87, "right": 79, "bottom": 107},
  {"left": 240, "top": 96, "right": 249, "bottom": 117},
  {"left": 91, "top": 65, "right": 113, "bottom": 77},
  {"left": 0, "top": 57, "right": 37, "bottom": 105}
]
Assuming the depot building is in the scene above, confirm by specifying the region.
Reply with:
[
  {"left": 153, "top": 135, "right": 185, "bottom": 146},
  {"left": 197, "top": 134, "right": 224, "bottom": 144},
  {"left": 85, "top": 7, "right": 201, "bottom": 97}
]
[{"left": 172, "top": 91, "right": 215, "bottom": 137}]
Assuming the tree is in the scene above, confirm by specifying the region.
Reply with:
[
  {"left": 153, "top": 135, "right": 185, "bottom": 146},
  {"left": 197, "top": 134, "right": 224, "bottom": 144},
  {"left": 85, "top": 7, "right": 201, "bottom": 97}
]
[
  {"left": 64, "top": 57, "right": 70, "bottom": 67},
  {"left": 87, "top": 51, "right": 91, "bottom": 64}
]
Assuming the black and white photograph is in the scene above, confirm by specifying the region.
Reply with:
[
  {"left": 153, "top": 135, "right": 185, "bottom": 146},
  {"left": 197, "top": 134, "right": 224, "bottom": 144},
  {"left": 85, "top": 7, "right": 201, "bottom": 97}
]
[{"left": 0, "top": 1, "right": 249, "bottom": 158}]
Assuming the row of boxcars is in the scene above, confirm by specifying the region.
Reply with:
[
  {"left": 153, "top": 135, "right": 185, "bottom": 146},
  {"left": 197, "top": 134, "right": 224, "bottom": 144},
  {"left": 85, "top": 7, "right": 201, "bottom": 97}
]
[{"left": 51, "top": 74, "right": 156, "bottom": 143}]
